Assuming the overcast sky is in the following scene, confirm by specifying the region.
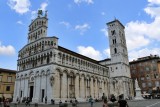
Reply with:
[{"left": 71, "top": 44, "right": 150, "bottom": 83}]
[{"left": 0, "top": 0, "right": 160, "bottom": 70}]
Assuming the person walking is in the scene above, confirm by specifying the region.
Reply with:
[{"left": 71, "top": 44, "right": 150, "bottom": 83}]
[
  {"left": 110, "top": 94, "right": 116, "bottom": 103},
  {"left": 25, "top": 97, "right": 30, "bottom": 106},
  {"left": 89, "top": 96, "right": 93, "bottom": 107},
  {"left": 103, "top": 99, "right": 108, "bottom": 107},
  {"left": 45, "top": 96, "right": 47, "bottom": 104},
  {"left": 118, "top": 95, "right": 129, "bottom": 107}
]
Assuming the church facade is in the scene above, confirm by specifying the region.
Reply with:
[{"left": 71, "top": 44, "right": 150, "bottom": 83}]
[{"left": 13, "top": 11, "right": 133, "bottom": 103}]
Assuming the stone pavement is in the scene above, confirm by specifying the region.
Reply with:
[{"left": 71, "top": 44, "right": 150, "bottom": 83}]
[{"left": 3, "top": 99, "right": 160, "bottom": 107}]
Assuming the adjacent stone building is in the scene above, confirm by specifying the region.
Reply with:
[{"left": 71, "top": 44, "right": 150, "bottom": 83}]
[
  {"left": 13, "top": 10, "right": 133, "bottom": 103},
  {"left": 0, "top": 68, "right": 16, "bottom": 99},
  {"left": 130, "top": 55, "right": 160, "bottom": 95}
]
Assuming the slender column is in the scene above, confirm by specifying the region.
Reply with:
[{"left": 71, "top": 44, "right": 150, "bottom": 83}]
[
  {"left": 13, "top": 79, "right": 18, "bottom": 102},
  {"left": 80, "top": 76, "right": 85, "bottom": 98},
  {"left": 75, "top": 74, "right": 79, "bottom": 99},
  {"left": 90, "top": 78, "right": 93, "bottom": 97},
  {"left": 62, "top": 73, "right": 67, "bottom": 98},
  {"left": 60, "top": 73, "right": 62, "bottom": 98},
  {"left": 33, "top": 77, "right": 36, "bottom": 99},
  {"left": 79, "top": 77, "right": 81, "bottom": 98},
  {"left": 85, "top": 78, "right": 87, "bottom": 98},
  {"left": 67, "top": 75, "right": 69, "bottom": 98},
  {"left": 95, "top": 79, "right": 98, "bottom": 98},
  {"left": 68, "top": 76, "right": 70, "bottom": 98}
]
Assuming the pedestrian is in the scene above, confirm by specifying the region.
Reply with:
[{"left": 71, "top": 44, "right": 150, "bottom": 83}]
[
  {"left": 72, "top": 100, "right": 76, "bottom": 107},
  {"left": 103, "top": 99, "right": 108, "bottom": 107},
  {"left": 110, "top": 94, "right": 116, "bottom": 102},
  {"left": 0, "top": 97, "right": 2, "bottom": 106},
  {"left": 25, "top": 97, "right": 30, "bottom": 106},
  {"left": 5, "top": 99, "right": 10, "bottom": 107},
  {"left": 118, "top": 95, "right": 129, "bottom": 107},
  {"left": 63, "top": 100, "right": 68, "bottom": 107},
  {"left": 59, "top": 100, "right": 63, "bottom": 107},
  {"left": 75, "top": 98, "right": 78, "bottom": 106},
  {"left": 89, "top": 96, "right": 93, "bottom": 107},
  {"left": 45, "top": 96, "right": 47, "bottom": 104}
]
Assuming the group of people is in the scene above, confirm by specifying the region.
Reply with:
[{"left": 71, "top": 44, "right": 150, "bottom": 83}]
[
  {"left": 108, "top": 94, "right": 129, "bottom": 107},
  {"left": 0, "top": 96, "right": 10, "bottom": 107},
  {"left": 59, "top": 98, "right": 78, "bottom": 107},
  {"left": 89, "top": 94, "right": 129, "bottom": 107},
  {"left": 17, "top": 96, "right": 31, "bottom": 106}
]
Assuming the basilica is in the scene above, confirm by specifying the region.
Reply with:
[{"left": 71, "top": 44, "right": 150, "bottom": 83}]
[{"left": 13, "top": 10, "right": 134, "bottom": 103}]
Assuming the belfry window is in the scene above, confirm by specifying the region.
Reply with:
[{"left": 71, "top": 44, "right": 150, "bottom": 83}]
[
  {"left": 114, "top": 48, "right": 117, "bottom": 53},
  {"left": 111, "top": 30, "right": 116, "bottom": 35}
]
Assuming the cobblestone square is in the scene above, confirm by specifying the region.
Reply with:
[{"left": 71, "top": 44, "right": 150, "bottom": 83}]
[{"left": 5, "top": 99, "right": 160, "bottom": 107}]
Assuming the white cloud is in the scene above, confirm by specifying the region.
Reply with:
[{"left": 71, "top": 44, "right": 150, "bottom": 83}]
[
  {"left": 8, "top": 0, "right": 31, "bottom": 14},
  {"left": 148, "top": 0, "right": 160, "bottom": 5},
  {"left": 60, "top": 21, "right": 71, "bottom": 28},
  {"left": 103, "top": 48, "right": 110, "bottom": 58},
  {"left": 31, "top": 11, "right": 37, "bottom": 19},
  {"left": 127, "top": 0, "right": 160, "bottom": 60},
  {"left": 125, "top": 17, "right": 160, "bottom": 50},
  {"left": 75, "top": 23, "right": 90, "bottom": 35},
  {"left": 144, "top": 6, "right": 160, "bottom": 18},
  {"left": 77, "top": 46, "right": 102, "bottom": 60},
  {"left": 101, "top": 28, "right": 108, "bottom": 37},
  {"left": 40, "top": 2, "right": 48, "bottom": 11},
  {"left": 0, "top": 42, "right": 16, "bottom": 56},
  {"left": 74, "top": 0, "right": 94, "bottom": 4},
  {"left": 129, "top": 48, "right": 160, "bottom": 61},
  {"left": 17, "top": 20, "right": 23, "bottom": 25}
]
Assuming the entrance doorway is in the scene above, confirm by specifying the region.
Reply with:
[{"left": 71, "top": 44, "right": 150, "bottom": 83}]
[
  {"left": 29, "top": 86, "right": 34, "bottom": 102},
  {"left": 41, "top": 89, "right": 45, "bottom": 102}
]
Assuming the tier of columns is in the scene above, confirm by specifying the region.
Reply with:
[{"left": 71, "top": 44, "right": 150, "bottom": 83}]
[{"left": 53, "top": 71, "right": 108, "bottom": 101}]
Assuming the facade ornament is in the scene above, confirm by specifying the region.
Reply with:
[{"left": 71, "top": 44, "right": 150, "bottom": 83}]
[
  {"left": 38, "top": 10, "right": 43, "bottom": 17},
  {"left": 30, "top": 75, "right": 34, "bottom": 82},
  {"left": 50, "top": 76, "right": 54, "bottom": 86},
  {"left": 45, "top": 10, "right": 48, "bottom": 17}
]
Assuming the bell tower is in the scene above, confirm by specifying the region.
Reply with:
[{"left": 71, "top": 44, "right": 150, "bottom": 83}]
[
  {"left": 107, "top": 19, "right": 130, "bottom": 78},
  {"left": 28, "top": 10, "right": 48, "bottom": 43}
]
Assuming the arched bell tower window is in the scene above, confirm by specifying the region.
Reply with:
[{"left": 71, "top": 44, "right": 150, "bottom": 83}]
[{"left": 114, "top": 48, "right": 117, "bottom": 54}]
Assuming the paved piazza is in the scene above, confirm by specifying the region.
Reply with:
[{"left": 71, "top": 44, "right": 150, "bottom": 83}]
[{"left": 6, "top": 99, "right": 160, "bottom": 107}]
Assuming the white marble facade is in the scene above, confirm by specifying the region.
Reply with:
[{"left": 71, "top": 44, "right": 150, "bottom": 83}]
[{"left": 13, "top": 11, "right": 133, "bottom": 103}]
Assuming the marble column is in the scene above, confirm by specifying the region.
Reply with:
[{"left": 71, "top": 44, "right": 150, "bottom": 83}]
[
  {"left": 54, "top": 73, "right": 60, "bottom": 99},
  {"left": 90, "top": 78, "right": 93, "bottom": 97},
  {"left": 62, "top": 73, "right": 67, "bottom": 98},
  {"left": 80, "top": 76, "right": 85, "bottom": 98},
  {"left": 13, "top": 79, "right": 18, "bottom": 102},
  {"left": 95, "top": 79, "right": 98, "bottom": 98},
  {"left": 75, "top": 74, "right": 79, "bottom": 99}
]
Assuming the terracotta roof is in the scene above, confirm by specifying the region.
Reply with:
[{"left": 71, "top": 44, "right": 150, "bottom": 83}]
[{"left": 0, "top": 68, "right": 16, "bottom": 73}]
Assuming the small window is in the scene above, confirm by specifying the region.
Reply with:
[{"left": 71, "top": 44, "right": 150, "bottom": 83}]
[
  {"left": 142, "top": 83, "right": 146, "bottom": 88},
  {"left": 7, "top": 76, "right": 12, "bottom": 82},
  {"left": 148, "top": 82, "right": 152, "bottom": 87},
  {"left": 0, "top": 76, "right": 2, "bottom": 81},
  {"left": 111, "top": 30, "right": 116, "bottom": 35},
  {"left": 141, "top": 77, "right": 144, "bottom": 80},
  {"left": 6, "top": 86, "right": 10, "bottom": 91},
  {"left": 146, "top": 75, "right": 150, "bottom": 80},
  {"left": 155, "top": 81, "right": 159, "bottom": 87}
]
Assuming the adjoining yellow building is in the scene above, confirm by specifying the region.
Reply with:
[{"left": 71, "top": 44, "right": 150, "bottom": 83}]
[{"left": 0, "top": 68, "right": 16, "bottom": 99}]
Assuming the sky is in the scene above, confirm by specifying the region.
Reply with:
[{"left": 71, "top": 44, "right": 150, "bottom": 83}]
[{"left": 0, "top": 0, "right": 160, "bottom": 70}]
